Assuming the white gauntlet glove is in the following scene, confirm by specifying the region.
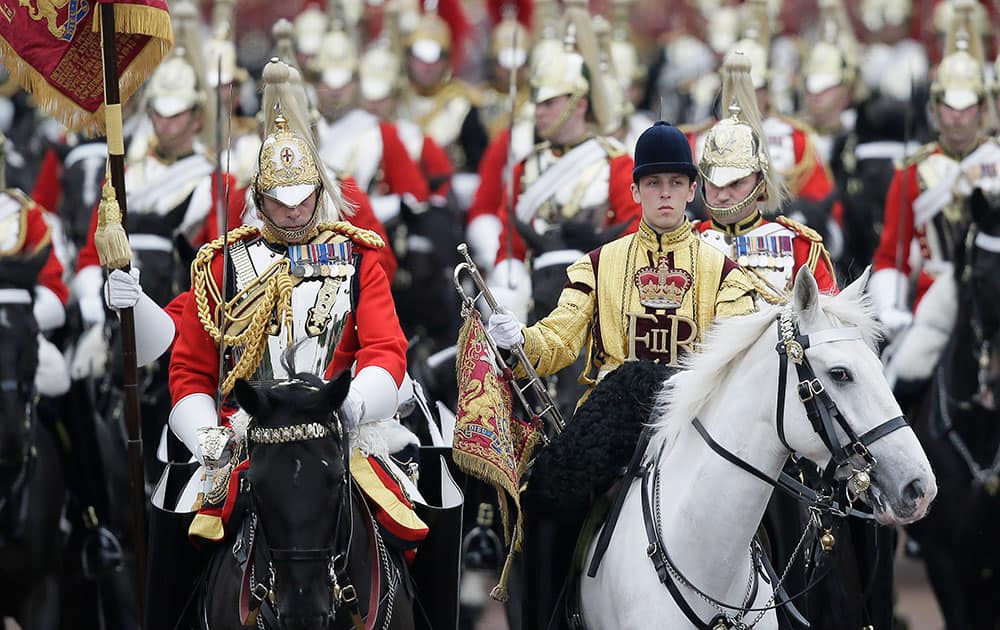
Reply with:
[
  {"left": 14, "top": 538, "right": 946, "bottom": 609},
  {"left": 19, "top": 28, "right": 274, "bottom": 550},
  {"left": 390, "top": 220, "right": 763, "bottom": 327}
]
[
  {"left": 104, "top": 268, "right": 141, "bottom": 310},
  {"left": 168, "top": 393, "right": 217, "bottom": 466},
  {"left": 487, "top": 308, "right": 524, "bottom": 349},
  {"left": 340, "top": 367, "right": 399, "bottom": 427}
]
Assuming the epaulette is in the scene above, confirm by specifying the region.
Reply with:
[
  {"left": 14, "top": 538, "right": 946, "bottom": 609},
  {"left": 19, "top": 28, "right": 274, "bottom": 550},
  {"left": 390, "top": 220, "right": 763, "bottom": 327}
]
[
  {"left": 323, "top": 221, "right": 385, "bottom": 248},
  {"left": 775, "top": 215, "right": 823, "bottom": 243},
  {"left": 6, "top": 188, "right": 37, "bottom": 212},
  {"left": 677, "top": 118, "right": 715, "bottom": 137},
  {"left": 898, "top": 142, "right": 938, "bottom": 170},
  {"left": 596, "top": 136, "right": 626, "bottom": 159}
]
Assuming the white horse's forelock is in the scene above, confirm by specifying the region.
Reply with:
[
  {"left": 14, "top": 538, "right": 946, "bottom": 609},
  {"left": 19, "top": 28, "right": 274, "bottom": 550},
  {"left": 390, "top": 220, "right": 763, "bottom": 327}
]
[{"left": 645, "top": 287, "right": 881, "bottom": 463}]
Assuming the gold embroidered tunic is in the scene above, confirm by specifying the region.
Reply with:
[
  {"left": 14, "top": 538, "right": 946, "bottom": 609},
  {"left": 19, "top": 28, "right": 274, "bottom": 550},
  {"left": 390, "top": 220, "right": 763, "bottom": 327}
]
[{"left": 519, "top": 219, "right": 756, "bottom": 399}]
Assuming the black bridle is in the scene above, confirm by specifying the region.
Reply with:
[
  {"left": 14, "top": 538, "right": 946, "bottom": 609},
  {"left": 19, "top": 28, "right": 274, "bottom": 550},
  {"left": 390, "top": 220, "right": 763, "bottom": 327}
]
[
  {"left": 243, "top": 412, "right": 374, "bottom": 628},
  {"left": 639, "top": 306, "right": 909, "bottom": 630}
]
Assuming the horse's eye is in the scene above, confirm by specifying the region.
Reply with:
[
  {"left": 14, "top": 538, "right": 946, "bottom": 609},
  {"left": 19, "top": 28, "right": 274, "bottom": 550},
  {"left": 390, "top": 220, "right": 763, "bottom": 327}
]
[{"left": 828, "top": 367, "right": 853, "bottom": 383}]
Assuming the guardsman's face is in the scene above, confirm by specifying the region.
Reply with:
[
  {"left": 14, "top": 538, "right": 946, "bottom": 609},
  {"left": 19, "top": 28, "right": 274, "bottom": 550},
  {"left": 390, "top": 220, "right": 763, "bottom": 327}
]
[
  {"left": 150, "top": 108, "right": 201, "bottom": 156},
  {"left": 936, "top": 101, "right": 983, "bottom": 152},
  {"left": 631, "top": 173, "right": 696, "bottom": 233},
  {"left": 702, "top": 173, "right": 761, "bottom": 224},
  {"left": 260, "top": 191, "right": 318, "bottom": 238},
  {"left": 407, "top": 55, "right": 448, "bottom": 88}
]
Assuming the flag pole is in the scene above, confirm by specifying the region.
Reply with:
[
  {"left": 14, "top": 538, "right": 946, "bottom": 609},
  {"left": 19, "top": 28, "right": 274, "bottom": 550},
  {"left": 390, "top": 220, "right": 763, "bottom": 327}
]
[{"left": 97, "top": 3, "right": 147, "bottom": 622}]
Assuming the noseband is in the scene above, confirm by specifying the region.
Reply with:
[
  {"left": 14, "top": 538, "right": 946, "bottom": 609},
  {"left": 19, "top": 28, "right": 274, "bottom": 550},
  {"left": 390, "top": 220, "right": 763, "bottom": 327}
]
[{"left": 773, "top": 307, "right": 908, "bottom": 498}]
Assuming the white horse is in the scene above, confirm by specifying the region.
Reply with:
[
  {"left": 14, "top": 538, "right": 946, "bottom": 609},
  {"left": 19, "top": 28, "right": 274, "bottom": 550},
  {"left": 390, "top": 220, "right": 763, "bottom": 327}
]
[{"left": 580, "top": 268, "right": 937, "bottom": 629}]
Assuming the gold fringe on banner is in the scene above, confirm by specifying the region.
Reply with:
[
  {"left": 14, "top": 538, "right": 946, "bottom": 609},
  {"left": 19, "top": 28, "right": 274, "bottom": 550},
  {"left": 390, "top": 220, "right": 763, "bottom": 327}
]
[{"left": 93, "top": 2, "right": 174, "bottom": 40}]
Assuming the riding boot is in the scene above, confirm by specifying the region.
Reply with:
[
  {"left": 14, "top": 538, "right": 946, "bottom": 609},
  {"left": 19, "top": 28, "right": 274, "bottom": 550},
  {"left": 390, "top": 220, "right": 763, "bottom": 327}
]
[
  {"left": 48, "top": 384, "right": 125, "bottom": 577},
  {"left": 145, "top": 433, "right": 203, "bottom": 630},
  {"left": 521, "top": 508, "right": 583, "bottom": 630},
  {"left": 412, "top": 446, "right": 465, "bottom": 630}
]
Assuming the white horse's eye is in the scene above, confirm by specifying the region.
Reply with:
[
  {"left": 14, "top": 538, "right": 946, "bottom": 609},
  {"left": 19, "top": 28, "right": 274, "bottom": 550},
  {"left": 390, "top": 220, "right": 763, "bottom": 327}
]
[{"left": 828, "top": 367, "right": 853, "bottom": 383}]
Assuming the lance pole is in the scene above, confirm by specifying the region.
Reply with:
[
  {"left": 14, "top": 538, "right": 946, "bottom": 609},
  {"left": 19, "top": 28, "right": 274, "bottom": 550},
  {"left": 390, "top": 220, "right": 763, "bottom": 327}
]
[
  {"left": 502, "top": 2, "right": 519, "bottom": 287},
  {"left": 97, "top": 3, "right": 147, "bottom": 621}
]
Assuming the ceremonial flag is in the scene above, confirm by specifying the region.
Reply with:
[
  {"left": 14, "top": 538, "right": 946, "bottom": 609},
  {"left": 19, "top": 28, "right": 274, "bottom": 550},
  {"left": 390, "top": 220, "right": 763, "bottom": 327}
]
[
  {"left": 454, "top": 310, "right": 542, "bottom": 600},
  {"left": 0, "top": 0, "right": 172, "bottom": 133}
]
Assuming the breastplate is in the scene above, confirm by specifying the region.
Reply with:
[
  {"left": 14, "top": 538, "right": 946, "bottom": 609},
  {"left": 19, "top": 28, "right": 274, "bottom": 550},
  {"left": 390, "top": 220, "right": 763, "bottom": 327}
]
[
  {"left": 227, "top": 237, "right": 355, "bottom": 383},
  {"left": 521, "top": 150, "right": 611, "bottom": 233},
  {"left": 0, "top": 195, "right": 25, "bottom": 256}
]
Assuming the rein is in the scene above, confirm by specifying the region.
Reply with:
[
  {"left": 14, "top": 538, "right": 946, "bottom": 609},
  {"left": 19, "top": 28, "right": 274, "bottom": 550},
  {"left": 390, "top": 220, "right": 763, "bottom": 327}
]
[
  {"left": 638, "top": 307, "right": 909, "bottom": 629},
  {"left": 238, "top": 413, "right": 395, "bottom": 630}
]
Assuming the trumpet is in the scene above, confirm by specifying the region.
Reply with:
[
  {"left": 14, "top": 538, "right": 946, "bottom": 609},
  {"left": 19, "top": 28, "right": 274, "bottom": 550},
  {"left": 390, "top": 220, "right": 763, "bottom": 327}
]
[{"left": 453, "top": 244, "right": 566, "bottom": 438}]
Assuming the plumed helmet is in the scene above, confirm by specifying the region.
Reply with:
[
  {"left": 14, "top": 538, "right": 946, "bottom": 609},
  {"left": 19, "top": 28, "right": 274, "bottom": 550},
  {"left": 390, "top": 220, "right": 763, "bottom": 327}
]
[
  {"left": 859, "top": 0, "right": 911, "bottom": 31},
  {"left": 204, "top": 38, "right": 249, "bottom": 87},
  {"left": 491, "top": 15, "right": 530, "bottom": 71},
  {"left": 294, "top": 5, "right": 328, "bottom": 58},
  {"left": 406, "top": 12, "right": 451, "bottom": 63},
  {"left": 530, "top": 36, "right": 589, "bottom": 104},
  {"left": 309, "top": 26, "right": 358, "bottom": 89},
  {"left": 633, "top": 121, "right": 697, "bottom": 181},
  {"left": 699, "top": 50, "right": 785, "bottom": 215},
  {"left": 145, "top": 50, "right": 205, "bottom": 117},
  {"left": 932, "top": 0, "right": 986, "bottom": 110},
  {"left": 802, "top": 0, "right": 859, "bottom": 94},
  {"left": 706, "top": 7, "right": 741, "bottom": 56},
  {"left": 253, "top": 59, "right": 350, "bottom": 241},
  {"left": 359, "top": 46, "right": 401, "bottom": 102}
]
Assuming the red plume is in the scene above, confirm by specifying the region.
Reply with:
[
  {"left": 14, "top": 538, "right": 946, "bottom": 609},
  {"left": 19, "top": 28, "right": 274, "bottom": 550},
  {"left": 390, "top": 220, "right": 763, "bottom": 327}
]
[
  {"left": 485, "top": 0, "right": 534, "bottom": 28},
  {"left": 424, "top": 0, "right": 470, "bottom": 72}
]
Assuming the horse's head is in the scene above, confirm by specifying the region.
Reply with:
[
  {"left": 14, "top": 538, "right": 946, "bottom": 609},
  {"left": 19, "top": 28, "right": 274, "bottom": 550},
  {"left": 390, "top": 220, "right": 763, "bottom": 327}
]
[
  {"left": 957, "top": 188, "right": 1000, "bottom": 409},
  {"left": 0, "top": 302, "right": 37, "bottom": 465},
  {"left": 779, "top": 267, "right": 936, "bottom": 524},
  {"left": 236, "top": 371, "right": 352, "bottom": 630}
]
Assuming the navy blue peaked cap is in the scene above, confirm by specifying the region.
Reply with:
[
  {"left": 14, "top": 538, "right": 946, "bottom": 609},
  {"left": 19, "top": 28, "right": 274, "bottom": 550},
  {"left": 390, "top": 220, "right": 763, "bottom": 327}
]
[{"left": 632, "top": 121, "right": 698, "bottom": 181}]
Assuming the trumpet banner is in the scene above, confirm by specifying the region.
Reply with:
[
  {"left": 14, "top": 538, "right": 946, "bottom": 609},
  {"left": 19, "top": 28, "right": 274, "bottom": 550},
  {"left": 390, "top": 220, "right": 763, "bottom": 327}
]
[
  {"left": 0, "top": 0, "right": 172, "bottom": 133},
  {"left": 453, "top": 310, "right": 541, "bottom": 600}
]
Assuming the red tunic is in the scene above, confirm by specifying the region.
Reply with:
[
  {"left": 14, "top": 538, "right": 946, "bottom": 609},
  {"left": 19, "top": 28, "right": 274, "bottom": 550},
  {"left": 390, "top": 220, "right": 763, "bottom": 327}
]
[
  {"left": 418, "top": 134, "right": 454, "bottom": 199},
  {"left": 374, "top": 121, "right": 431, "bottom": 203},
  {"left": 15, "top": 199, "right": 69, "bottom": 303},
  {"left": 467, "top": 127, "right": 511, "bottom": 225},
  {"left": 168, "top": 227, "right": 408, "bottom": 405},
  {"left": 496, "top": 150, "right": 642, "bottom": 263},
  {"left": 693, "top": 216, "right": 838, "bottom": 294}
]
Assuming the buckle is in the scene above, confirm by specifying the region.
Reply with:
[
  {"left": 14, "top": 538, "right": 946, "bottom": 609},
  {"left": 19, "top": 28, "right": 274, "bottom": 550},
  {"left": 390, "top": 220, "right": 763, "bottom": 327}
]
[
  {"left": 340, "top": 584, "right": 357, "bottom": 604},
  {"left": 798, "top": 378, "right": 824, "bottom": 401},
  {"left": 252, "top": 582, "right": 270, "bottom": 603}
]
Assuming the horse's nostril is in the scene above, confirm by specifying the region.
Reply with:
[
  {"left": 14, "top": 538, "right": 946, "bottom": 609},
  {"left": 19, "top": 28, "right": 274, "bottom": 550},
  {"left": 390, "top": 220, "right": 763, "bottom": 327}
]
[{"left": 903, "top": 479, "right": 925, "bottom": 503}]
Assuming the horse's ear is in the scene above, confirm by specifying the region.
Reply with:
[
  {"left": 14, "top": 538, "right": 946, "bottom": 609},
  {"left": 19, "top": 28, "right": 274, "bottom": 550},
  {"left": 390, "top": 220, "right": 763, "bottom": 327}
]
[
  {"left": 233, "top": 379, "right": 266, "bottom": 418},
  {"left": 792, "top": 266, "right": 820, "bottom": 320},
  {"left": 324, "top": 371, "right": 352, "bottom": 412},
  {"left": 840, "top": 266, "right": 871, "bottom": 304}
]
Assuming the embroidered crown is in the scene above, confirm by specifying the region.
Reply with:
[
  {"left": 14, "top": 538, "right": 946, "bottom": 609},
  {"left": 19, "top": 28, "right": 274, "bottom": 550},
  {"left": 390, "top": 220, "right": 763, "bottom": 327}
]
[{"left": 635, "top": 260, "right": 692, "bottom": 309}]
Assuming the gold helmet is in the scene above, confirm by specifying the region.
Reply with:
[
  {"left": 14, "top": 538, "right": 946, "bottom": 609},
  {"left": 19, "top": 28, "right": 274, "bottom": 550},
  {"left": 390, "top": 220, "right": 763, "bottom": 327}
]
[
  {"left": 272, "top": 19, "right": 302, "bottom": 72},
  {"left": 205, "top": 0, "right": 248, "bottom": 87},
  {"left": 294, "top": 4, "right": 328, "bottom": 58},
  {"left": 254, "top": 59, "right": 350, "bottom": 242},
  {"left": 859, "top": 0, "right": 911, "bottom": 31},
  {"left": 531, "top": 31, "right": 589, "bottom": 104},
  {"left": 803, "top": 0, "right": 859, "bottom": 95},
  {"left": 730, "top": 0, "right": 770, "bottom": 89},
  {"left": 706, "top": 6, "right": 741, "bottom": 56},
  {"left": 359, "top": 45, "right": 401, "bottom": 102},
  {"left": 699, "top": 50, "right": 785, "bottom": 216},
  {"left": 933, "top": 0, "right": 988, "bottom": 39},
  {"left": 309, "top": 25, "right": 358, "bottom": 89},
  {"left": 932, "top": 0, "right": 986, "bottom": 110},
  {"left": 491, "top": 15, "right": 530, "bottom": 71},
  {"left": 145, "top": 49, "right": 206, "bottom": 117},
  {"left": 406, "top": 11, "right": 451, "bottom": 64}
]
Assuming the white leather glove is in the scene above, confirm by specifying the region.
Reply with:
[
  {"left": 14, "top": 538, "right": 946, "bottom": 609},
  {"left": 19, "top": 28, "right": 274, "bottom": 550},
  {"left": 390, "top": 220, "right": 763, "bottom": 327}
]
[
  {"left": 879, "top": 307, "right": 914, "bottom": 340},
  {"left": 168, "top": 393, "right": 217, "bottom": 466},
  {"left": 70, "top": 324, "right": 108, "bottom": 380},
  {"left": 35, "top": 335, "right": 70, "bottom": 397},
  {"left": 72, "top": 265, "right": 106, "bottom": 328},
  {"left": 341, "top": 366, "right": 399, "bottom": 427},
  {"left": 104, "top": 268, "right": 141, "bottom": 310},
  {"left": 487, "top": 308, "right": 524, "bottom": 349}
]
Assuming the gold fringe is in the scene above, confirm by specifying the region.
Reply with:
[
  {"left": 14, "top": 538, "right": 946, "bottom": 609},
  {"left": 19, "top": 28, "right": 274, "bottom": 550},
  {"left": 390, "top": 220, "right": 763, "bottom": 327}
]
[
  {"left": 94, "top": 3, "right": 174, "bottom": 41},
  {"left": 94, "top": 178, "right": 132, "bottom": 269},
  {"left": 0, "top": 14, "right": 170, "bottom": 136}
]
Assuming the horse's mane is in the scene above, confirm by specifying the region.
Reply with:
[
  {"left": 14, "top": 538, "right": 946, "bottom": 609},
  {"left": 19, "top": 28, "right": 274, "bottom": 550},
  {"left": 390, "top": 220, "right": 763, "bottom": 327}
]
[{"left": 647, "top": 288, "right": 881, "bottom": 460}]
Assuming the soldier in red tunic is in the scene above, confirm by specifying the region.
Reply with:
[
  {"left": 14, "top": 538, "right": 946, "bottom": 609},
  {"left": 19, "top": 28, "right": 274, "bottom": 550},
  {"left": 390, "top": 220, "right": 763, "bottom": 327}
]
[
  {"left": 694, "top": 51, "right": 838, "bottom": 303},
  {"left": 870, "top": 1, "right": 999, "bottom": 340}
]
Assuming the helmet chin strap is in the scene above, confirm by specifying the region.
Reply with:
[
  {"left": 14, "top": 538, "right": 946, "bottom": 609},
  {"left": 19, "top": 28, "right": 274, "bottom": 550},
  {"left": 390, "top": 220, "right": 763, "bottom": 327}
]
[
  {"left": 538, "top": 92, "right": 584, "bottom": 142},
  {"left": 258, "top": 189, "right": 323, "bottom": 244},
  {"left": 701, "top": 176, "right": 766, "bottom": 221}
]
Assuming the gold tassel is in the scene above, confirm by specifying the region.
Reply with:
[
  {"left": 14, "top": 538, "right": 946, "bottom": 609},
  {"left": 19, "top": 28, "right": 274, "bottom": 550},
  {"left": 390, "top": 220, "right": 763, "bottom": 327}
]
[
  {"left": 94, "top": 176, "right": 132, "bottom": 269},
  {"left": 490, "top": 547, "right": 517, "bottom": 602}
]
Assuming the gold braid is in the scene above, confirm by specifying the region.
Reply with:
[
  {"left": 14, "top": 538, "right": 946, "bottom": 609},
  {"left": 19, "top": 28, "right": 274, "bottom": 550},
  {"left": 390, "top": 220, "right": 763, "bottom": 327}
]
[{"left": 190, "top": 222, "right": 380, "bottom": 397}]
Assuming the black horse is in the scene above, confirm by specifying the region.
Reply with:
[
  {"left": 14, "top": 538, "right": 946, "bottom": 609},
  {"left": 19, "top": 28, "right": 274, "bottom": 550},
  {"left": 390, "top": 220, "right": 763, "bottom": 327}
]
[
  {"left": 0, "top": 294, "right": 65, "bottom": 628},
  {"left": 198, "top": 372, "right": 415, "bottom": 630},
  {"left": 905, "top": 188, "right": 1000, "bottom": 629}
]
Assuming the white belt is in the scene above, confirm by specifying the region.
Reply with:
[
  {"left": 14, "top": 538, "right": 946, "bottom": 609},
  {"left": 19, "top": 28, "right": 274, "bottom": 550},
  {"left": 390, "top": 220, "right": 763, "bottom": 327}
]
[
  {"left": 0, "top": 288, "right": 32, "bottom": 304},
  {"left": 854, "top": 141, "right": 921, "bottom": 162},
  {"left": 129, "top": 233, "right": 174, "bottom": 252},
  {"left": 975, "top": 232, "right": 1000, "bottom": 253},
  {"left": 532, "top": 249, "right": 584, "bottom": 271}
]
